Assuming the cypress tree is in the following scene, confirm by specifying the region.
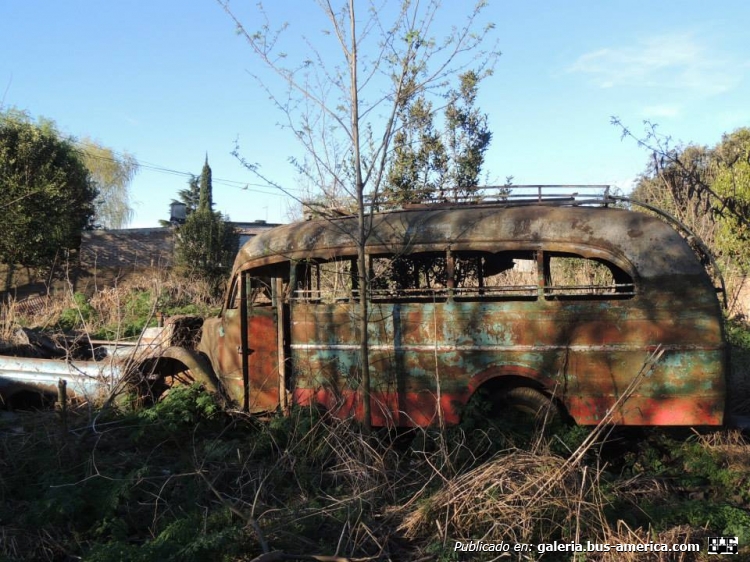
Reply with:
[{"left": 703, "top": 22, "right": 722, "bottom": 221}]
[
  {"left": 198, "top": 155, "right": 213, "bottom": 211},
  {"left": 175, "top": 156, "right": 238, "bottom": 295}
]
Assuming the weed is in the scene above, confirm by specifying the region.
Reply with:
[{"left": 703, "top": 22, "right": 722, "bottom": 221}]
[
  {"left": 727, "top": 318, "right": 750, "bottom": 415},
  {"left": 56, "top": 292, "right": 95, "bottom": 331},
  {"left": 136, "top": 384, "right": 221, "bottom": 433}
]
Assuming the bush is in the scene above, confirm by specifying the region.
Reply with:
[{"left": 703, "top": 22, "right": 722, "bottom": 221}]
[{"left": 56, "top": 291, "right": 96, "bottom": 331}]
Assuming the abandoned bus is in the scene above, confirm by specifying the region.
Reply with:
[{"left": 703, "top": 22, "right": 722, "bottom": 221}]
[{"left": 196, "top": 191, "right": 726, "bottom": 427}]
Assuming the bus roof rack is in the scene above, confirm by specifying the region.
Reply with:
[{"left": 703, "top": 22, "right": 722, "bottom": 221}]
[
  {"left": 396, "top": 184, "right": 615, "bottom": 209},
  {"left": 311, "top": 185, "right": 616, "bottom": 219}
]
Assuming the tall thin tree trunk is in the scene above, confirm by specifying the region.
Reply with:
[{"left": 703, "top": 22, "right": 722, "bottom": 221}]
[
  {"left": 5, "top": 262, "right": 14, "bottom": 292},
  {"left": 349, "top": 0, "right": 371, "bottom": 433}
]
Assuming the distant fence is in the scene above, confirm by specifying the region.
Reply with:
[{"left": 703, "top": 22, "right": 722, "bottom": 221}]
[{"left": 8, "top": 295, "right": 50, "bottom": 316}]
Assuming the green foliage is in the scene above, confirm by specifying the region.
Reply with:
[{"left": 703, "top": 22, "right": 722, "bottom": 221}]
[
  {"left": 4, "top": 392, "right": 750, "bottom": 561},
  {"left": 137, "top": 384, "right": 221, "bottom": 434},
  {"left": 385, "top": 94, "right": 447, "bottom": 205},
  {"left": 619, "top": 434, "right": 733, "bottom": 490},
  {"left": 57, "top": 290, "right": 152, "bottom": 337},
  {"left": 198, "top": 156, "right": 213, "bottom": 211},
  {"left": 727, "top": 318, "right": 750, "bottom": 350},
  {"left": 175, "top": 208, "right": 238, "bottom": 292},
  {"left": 638, "top": 501, "right": 750, "bottom": 544},
  {"left": 180, "top": 175, "right": 201, "bottom": 215},
  {"left": 0, "top": 385, "right": 235, "bottom": 561},
  {"left": 159, "top": 175, "right": 200, "bottom": 228},
  {"left": 549, "top": 424, "right": 591, "bottom": 456},
  {"left": 53, "top": 284, "right": 216, "bottom": 338},
  {"left": 57, "top": 292, "right": 96, "bottom": 331},
  {"left": 604, "top": 430, "right": 750, "bottom": 549},
  {"left": 443, "top": 70, "right": 493, "bottom": 192},
  {"left": 174, "top": 159, "right": 238, "bottom": 295},
  {"left": 713, "top": 129, "right": 750, "bottom": 270},
  {"left": 123, "top": 289, "right": 155, "bottom": 321},
  {"left": 631, "top": 125, "right": 750, "bottom": 275},
  {"left": 0, "top": 109, "right": 96, "bottom": 271},
  {"left": 383, "top": 70, "right": 492, "bottom": 206}
]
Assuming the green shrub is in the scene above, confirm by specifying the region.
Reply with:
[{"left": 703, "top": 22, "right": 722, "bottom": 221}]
[
  {"left": 727, "top": 318, "right": 750, "bottom": 350},
  {"left": 57, "top": 292, "right": 96, "bottom": 331},
  {"left": 137, "top": 383, "right": 221, "bottom": 434}
]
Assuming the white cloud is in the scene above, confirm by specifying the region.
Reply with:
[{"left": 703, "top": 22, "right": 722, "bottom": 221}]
[
  {"left": 568, "top": 32, "right": 741, "bottom": 98},
  {"left": 642, "top": 104, "right": 682, "bottom": 118},
  {"left": 609, "top": 176, "right": 639, "bottom": 196}
]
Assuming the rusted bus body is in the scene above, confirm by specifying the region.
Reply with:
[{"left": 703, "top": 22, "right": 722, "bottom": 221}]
[{"left": 198, "top": 204, "right": 726, "bottom": 427}]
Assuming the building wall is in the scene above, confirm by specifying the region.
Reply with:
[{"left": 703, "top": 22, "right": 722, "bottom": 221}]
[
  {"left": 80, "top": 229, "right": 175, "bottom": 269},
  {"left": 79, "top": 221, "right": 283, "bottom": 270}
]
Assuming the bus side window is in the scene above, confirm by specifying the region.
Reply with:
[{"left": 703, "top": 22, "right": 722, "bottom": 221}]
[
  {"left": 544, "top": 253, "right": 635, "bottom": 299},
  {"left": 226, "top": 275, "right": 241, "bottom": 310},
  {"left": 293, "top": 257, "right": 356, "bottom": 303},
  {"left": 225, "top": 274, "right": 270, "bottom": 310},
  {"left": 454, "top": 251, "right": 538, "bottom": 300},
  {"left": 243, "top": 262, "right": 290, "bottom": 307},
  {"left": 250, "top": 277, "right": 273, "bottom": 306},
  {"left": 370, "top": 252, "right": 448, "bottom": 301}
]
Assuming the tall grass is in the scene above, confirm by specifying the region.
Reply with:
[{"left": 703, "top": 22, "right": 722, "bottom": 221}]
[{"left": 2, "top": 386, "right": 749, "bottom": 561}]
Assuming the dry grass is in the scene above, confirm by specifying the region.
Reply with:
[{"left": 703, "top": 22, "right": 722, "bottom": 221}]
[
  {"left": 396, "top": 437, "right": 724, "bottom": 561},
  {"left": 696, "top": 429, "right": 750, "bottom": 474},
  {"left": 3, "top": 388, "right": 747, "bottom": 561},
  {"left": 0, "top": 269, "right": 219, "bottom": 342},
  {"left": 398, "top": 450, "right": 600, "bottom": 545}
]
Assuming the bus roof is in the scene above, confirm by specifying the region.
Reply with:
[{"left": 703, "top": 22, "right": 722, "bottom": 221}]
[{"left": 233, "top": 205, "right": 706, "bottom": 280}]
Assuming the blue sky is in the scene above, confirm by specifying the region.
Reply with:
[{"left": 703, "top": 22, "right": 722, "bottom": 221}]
[{"left": 1, "top": 1, "right": 748, "bottom": 228}]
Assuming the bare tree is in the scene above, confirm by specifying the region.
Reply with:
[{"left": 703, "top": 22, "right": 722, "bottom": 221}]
[{"left": 219, "top": 0, "right": 499, "bottom": 430}]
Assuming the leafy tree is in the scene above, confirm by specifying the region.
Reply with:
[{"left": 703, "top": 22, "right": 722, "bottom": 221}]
[
  {"left": 78, "top": 137, "right": 138, "bottom": 229},
  {"left": 179, "top": 174, "right": 201, "bottom": 215},
  {"left": 384, "top": 70, "right": 492, "bottom": 206},
  {"left": 159, "top": 175, "right": 201, "bottom": 228},
  {"left": 625, "top": 124, "right": 750, "bottom": 272},
  {"left": 175, "top": 158, "right": 238, "bottom": 293},
  {"left": 631, "top": 142, "right": 718, "bottom": 246},
  {"left": 443, "top": 70, "right": 492, "bottom": 196},
  {"left": 0, "top": 110, "right": 96, "bottom": 281},
  {"left": 712, "top": 128, "right": 750, "bottom": 269},
  {"left": 198, "top": 155, "right": 213, "bottom": 211},
  {"left": 221, "top": 0, "right": 499, "bottom": 430},
  {"left": 384, "top": 93, "right": 447, "bottom": 207},
  {"left": 620, "top": 121, "right": 750, "bottom": 318},
  {"left": 167, "top": 156, "right": 212, "bottom": 225}
]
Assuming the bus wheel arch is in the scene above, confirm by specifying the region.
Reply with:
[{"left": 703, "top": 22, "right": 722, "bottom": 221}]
[
  {"left": 136, "top": 346, "right": 220, "bottom": 402},
  {"left": 466, "top": 373, "right": 571, "bottom": 427}
]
